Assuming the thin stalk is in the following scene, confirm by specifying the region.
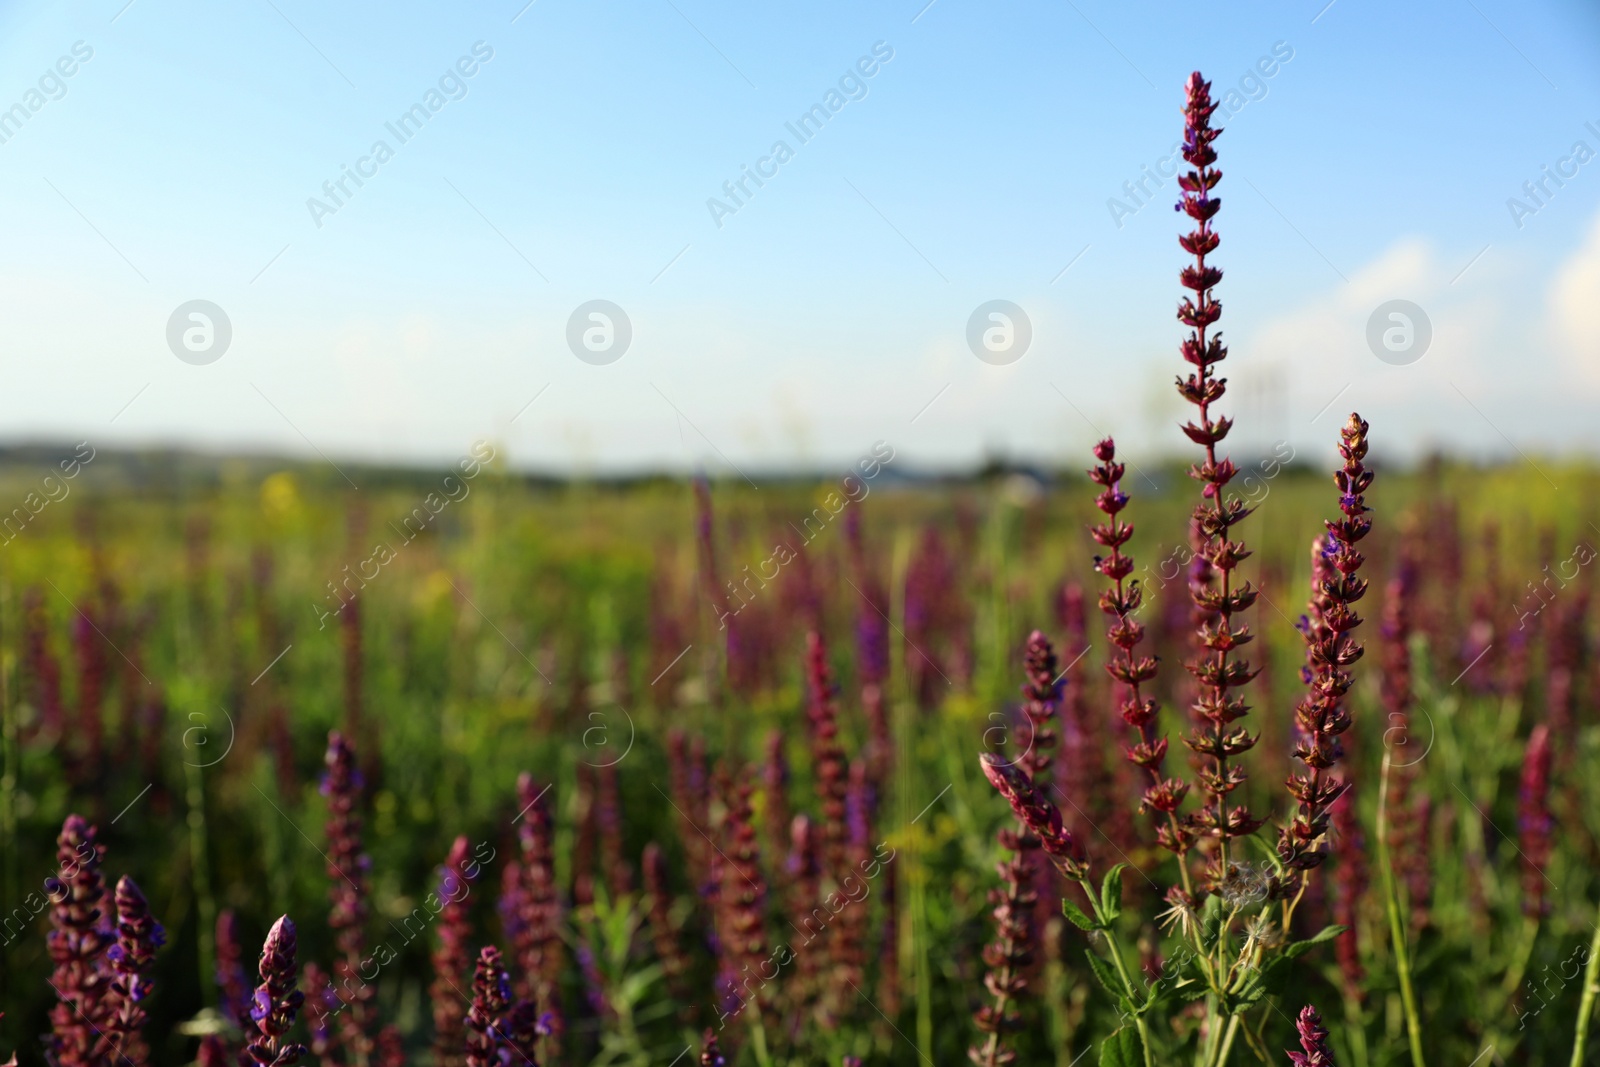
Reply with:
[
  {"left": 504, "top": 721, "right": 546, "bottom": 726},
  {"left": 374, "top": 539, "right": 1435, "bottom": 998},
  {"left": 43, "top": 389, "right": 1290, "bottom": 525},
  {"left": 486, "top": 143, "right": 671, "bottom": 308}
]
[
  {"left": 1433, "top": 692, "right": 1499, "bottom": 913},
  {"left": 1499, "top": 913, "right": 1540, "bottom": 1005},
  {"left": 1237, "top": 1011, "right": 1273, "bottom": 1065},
  {"left": 1378, "top": 753, "right": 1426, "bottom": 1067},
  {"left": 257, "top": 761, "right": 290, "bottom": 911},
  {"left": 1212, "top": 1013, "right": 1241, "bottom": 1067},
  {"left": 891, "top": 529, "right": 934, "bottom": 1065},
  {"left": 1197, "top": 993, "right": 1220, "bottom": 1067},
  {"left": 1571, "top": 898, "right": 1600, "bottom": 1067},
  {"left": 1044, "top": 950, "right": 1078, "bottom": 1067},
  {"left": 186, "top": 756, "right": 217, "bottom": 1006},
  {"left": 744, "top": 1008, "right": 772, "bottom": 1067},
  {"left": 1340, "top": 987, "right": 1371, "bottom": 1067},
  {"left": 1074, "top": 878, "right": 1153, "bottom": 1067}
]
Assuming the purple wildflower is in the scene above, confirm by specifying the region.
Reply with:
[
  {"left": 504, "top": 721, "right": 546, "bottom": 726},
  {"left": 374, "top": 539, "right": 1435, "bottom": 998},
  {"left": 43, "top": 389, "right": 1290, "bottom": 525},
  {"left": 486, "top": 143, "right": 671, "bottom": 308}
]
[
  {"left": 515, "top": 772, "right": 564, "bottom": 1057},
  {"left": 804, "top": 632, "right": 851, "bottom": 879},
  {"left": 980, "top": 755, "right": 1087, "bottom": 880},
  {"left": 718, "top": 769, "right": 770, "bottom": 1020},
  {"left": 1088, "top": 441, "right": 1195, "bottom": 862},
  {"left": 104, "top": 876, "right": 163, "bottom": 1066},
  {"left": 1286, "top": 1005, "right": 1337, "bottom": 1066},
  {"left": 700, "top": 1029, "right": 727, "bottom": 1067},
  {"left": 642, "top": 843, "right": 693, "bottom": 1012},
  {"left": 46, "top": 815, "right": 112, "bottom": 1067},
  {"left": 464, "top": 946, "right": 512, "bottom": 1067},
  {"left": 1280, "top": 415, "right": 1374, "bottom": 873},
  {"left": 1518, "top": 724, "right": 1554, "bottom": 918},
  {"left": 1174, "top": 71, "right": 1265, "bottom": 885},
  {"left": 432, "top": 836, "right": 477, "bottom": 1067},
  {"left": 969, "top": 825, "right": 1038, "bottom": 1067},
  {"left": 216, "top": 910, "right": 253, "bottom": 1031},
  {"left": 243, "top": 916, "right": 307, "bottom": 1067},
  {"left": 323, "top": 730, "right": 375, "bottom": 1064}
]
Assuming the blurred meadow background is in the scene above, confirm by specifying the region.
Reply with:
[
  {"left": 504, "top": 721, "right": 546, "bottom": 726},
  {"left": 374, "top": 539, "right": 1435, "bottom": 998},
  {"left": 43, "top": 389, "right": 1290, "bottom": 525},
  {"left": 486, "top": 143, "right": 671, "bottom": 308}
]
[{"left": 1, "top": 446, "right": 1598, "bottom": 1064}]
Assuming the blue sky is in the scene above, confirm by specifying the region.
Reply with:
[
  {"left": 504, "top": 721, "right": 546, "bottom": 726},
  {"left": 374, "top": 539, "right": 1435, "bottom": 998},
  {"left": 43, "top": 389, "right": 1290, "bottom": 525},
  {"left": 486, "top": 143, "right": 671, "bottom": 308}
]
[{"left": 0, "top": 0, "right": 1597, "bottom": 475}]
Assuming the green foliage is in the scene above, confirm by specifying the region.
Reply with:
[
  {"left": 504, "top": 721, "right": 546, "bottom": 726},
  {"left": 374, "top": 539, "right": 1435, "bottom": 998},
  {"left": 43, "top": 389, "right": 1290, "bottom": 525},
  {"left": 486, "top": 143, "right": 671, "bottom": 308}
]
[{"left": 0, "top": 456, "right": 1595, "bottom": 1064}]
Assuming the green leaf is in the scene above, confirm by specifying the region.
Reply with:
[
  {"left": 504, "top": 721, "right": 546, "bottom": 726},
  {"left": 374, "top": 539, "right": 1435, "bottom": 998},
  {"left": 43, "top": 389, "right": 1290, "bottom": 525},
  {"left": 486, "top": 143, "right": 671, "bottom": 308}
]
[
  {"left": 1228, "top": 968, "right": 1270, "bottom": 1012},
  {"left": 1284, "top": 924, "right": 1347, "bottom": 961},
  {"left": 1100, "top": 864, "right": 1127, "bottom": 924},
  {"left": 1063, "top": 899, "right": 1103, "bottom": 931},
  {"left": 1097, "top": 1025, "right": 1146, "bottom": 1067},
  {"left": 1084, "top": 948, "right": 1126, "bottom": 1001}
]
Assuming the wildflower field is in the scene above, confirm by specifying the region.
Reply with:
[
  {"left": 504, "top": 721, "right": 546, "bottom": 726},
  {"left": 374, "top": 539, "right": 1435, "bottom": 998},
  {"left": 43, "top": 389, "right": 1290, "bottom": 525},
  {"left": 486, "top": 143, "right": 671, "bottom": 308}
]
[{"left": 3, "top": 74, "right": 1599, "bottom": 1067}]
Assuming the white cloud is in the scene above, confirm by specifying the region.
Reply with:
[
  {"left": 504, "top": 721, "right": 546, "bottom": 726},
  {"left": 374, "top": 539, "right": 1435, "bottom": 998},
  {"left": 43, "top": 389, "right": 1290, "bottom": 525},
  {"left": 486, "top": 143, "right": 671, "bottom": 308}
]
[{"left": 1551, "top": 208, "right": 1600, "bottom": 386}]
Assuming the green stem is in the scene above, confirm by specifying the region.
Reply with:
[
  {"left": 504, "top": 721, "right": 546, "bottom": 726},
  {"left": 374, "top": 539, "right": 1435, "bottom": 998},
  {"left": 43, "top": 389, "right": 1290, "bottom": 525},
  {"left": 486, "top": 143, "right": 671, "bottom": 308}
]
[
  {"left": 1499, "top": 913, "right": 1540, "bottom": 1007},
  {"left": 1197, "top": 993, "right": 1220, "bottom": 1067},
  {"left": 1378, "top": 753, "right": 1426, "bottom": 1067},
  {"left": 186, "top": 757, "right": 216, "bottom": 1007},
  {"left": 1075, "top": 878, "right": 1153, "bottom": 1067},
  {"left": 1238, "top": 1011, "right": 1273, "bottom": 1065},
  {"left": 1341, "top": 987, "right": 1371, "bottom": 1067},
  {"left": 1571, "top": 899, "right": 1600, "bottom": 1067},
  {"left": 1212, "top": 1014, "right": 1241, "bottom": 1067},
  {"left": 745, "top": 1008, "right": 772, "bottom": 1067}
]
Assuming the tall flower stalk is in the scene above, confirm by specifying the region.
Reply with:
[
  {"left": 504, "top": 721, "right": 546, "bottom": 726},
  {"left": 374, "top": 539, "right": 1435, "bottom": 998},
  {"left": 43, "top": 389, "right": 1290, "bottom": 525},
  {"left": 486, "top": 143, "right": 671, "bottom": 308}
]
[
  {"left": 786, "top": 814, "right": 825, "bottom": 1034},
  {"left": 105, "top": 876, "right": 164, "bottom": 1067},
  {"left": 762, "top": 730, "right": 792, "bottom": 875},
  {"left": 1014, "top": 631, "right": 1059, "bottom": 792},
  {"left": 217, "top": 910, "right": 254, "bottom": 1032},
  {"left": 641, "top": 843, "right": 694, "bottom": 1013},
  {"left": 515, "top": 772, "right": 563, "bottom": 1058},
  {"left": 1279, "top": 415, "right": 1374, "bottom": 881},
  {"left": 323, "top": 730, "right": 375, "bottom": 1065},
  {"left": 1328, "top": 785, "right": 1365, "bottom": 1001},
  {"left": 979, "top": 755, "right": 1157, "bottom": 1059},
  {"left": 46, "top": 814, "right": 111, "bottom": 1067},
  {"left": 970, "top": 824, "right": 1038, "bottom": 1067},
  {"left": 1089, "top": 441, "right": 1193, "bottom": 887},
  {"left": 464, "top": 946, "right": 511, "bottom": 1067},
  {"left": 1174, "top": 70, "right": 1262, "bottom": 883},
  {"left": 1379, "top": 548, "right": 1431, "bottom": 932},
  {"left": 717, "top": 768, "right": 769, "bottom": 1023},
  {"left": 804, "top": 632, "right": 850, "bottom": 881},
  {"left": 432, "top": 836, "right": 477, "bottom": 1067},
  {"left": 1517, "top": 724, "right": 1553, "bottom": 919},
  {"left": 302, "top": 964, "right": 337, "bottom": 1060}
]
